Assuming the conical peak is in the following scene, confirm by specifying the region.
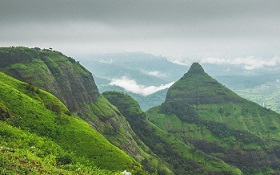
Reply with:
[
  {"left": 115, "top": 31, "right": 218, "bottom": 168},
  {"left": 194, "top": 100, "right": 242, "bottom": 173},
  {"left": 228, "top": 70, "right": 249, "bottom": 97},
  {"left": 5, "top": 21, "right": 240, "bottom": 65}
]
[
  {"left": 165, "top": 62, "right": 243, "bottom": 104},
  {"left": 187, "top": 62, "right": 205, "bottom": 74}
]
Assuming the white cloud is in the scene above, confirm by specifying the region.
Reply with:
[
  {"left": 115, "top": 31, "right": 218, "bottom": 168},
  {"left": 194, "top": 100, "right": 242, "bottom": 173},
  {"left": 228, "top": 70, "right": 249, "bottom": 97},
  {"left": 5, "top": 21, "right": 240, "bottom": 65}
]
[
  {"left": 200, "top": 56, "right": 280, "bottom": 70},
  {"left": 200, "top": 57, "right": 229, "bottom": 65},
  {"left": 142, "top": 70, "right": 166, "bottom": 78},
  {"left": 166, "top": 56, "right": 199, "bottom": 66},
  {"left": 109, "top": 76, "right": 174, "bottom": 96},
  {"left": 98, "top": 59, "right": 113, "bottom": 64},
  {"left": 167, "top": 59, "right": 189, "bottom": 66}
]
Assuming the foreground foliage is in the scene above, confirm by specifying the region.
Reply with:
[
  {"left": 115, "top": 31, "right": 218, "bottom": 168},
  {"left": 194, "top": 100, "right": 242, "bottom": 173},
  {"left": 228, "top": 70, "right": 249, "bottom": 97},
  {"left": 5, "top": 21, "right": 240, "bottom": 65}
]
[{"left": 0, "top": 122, "right": 117, "bottom": 175}]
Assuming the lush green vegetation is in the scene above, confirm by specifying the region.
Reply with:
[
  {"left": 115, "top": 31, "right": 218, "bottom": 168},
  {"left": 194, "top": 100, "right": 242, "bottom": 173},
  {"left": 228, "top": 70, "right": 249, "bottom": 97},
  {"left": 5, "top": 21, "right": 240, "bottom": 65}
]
[
  {"left": 104, "top": 91, "right": 242, "bottom": 175},
  {"left": 81, "top": 95, "right": 155, "bottom": 164},
  {"left": 166, "top": 63, "right": 243, "bottom": 105},
  {"left": 146, "top": 63, "right": 280, "bottom": 174},
  {"left": 0, "top": 47, "right": 159, "bottom": 174},
  {"left": 0, "top": 72, "right": 135, "bottom": 172},
  {"left": 0, "top": 122, "right": 117, "bottom": 175}
]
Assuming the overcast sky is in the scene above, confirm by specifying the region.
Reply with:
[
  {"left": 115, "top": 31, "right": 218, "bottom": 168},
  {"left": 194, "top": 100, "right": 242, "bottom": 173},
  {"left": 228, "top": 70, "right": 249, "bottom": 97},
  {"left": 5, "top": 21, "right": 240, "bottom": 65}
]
[{"left": 1, "top": 0, "right": 280, "bottom": 60}]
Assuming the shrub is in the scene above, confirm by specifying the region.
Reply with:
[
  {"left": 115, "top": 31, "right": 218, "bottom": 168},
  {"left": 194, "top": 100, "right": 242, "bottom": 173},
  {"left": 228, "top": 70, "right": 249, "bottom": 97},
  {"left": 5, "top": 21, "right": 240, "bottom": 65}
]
[
  {"left": 45, "top": 102, "right": 61, "bottom": 114},
  {"left": 56, "top": 152, "right": 75, "bottom": 165}
]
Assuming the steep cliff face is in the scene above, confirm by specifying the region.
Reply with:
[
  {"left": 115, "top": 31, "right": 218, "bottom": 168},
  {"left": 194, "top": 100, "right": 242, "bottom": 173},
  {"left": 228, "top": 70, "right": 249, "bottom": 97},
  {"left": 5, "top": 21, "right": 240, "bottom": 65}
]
[{"left": 0, "top": 47, "right": 99, "bottom": 112}]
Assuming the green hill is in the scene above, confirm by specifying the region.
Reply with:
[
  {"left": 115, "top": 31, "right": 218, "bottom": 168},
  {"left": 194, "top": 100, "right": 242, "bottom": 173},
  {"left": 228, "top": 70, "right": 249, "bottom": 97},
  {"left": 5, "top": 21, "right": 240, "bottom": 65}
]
[
  {"left": 0, "top": 72, "right": 134, "bottom": 172},
  {"left": 0, "top": 46, "right": 159, "bottom": 173},
  {"left": 104, "top": 91, "right": 242, "bottom": 175},
  {"left": 146, "top": 63, "right": 280, "bottom": 174},
  {"left": 0, "top": 46, "right": 99, "bottom": 112},
  {"left": 165, "top": 62, "right": 243, "bottom": 105}
]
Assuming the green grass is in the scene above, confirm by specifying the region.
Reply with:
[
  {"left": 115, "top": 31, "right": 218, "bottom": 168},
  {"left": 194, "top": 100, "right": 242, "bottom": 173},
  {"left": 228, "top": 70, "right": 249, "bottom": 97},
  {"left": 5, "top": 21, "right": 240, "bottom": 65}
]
[
  {"left": 146, "top": 106, "right": 243, "bottom": 174},
  {"left": 196, "top": 102, "right": 280, "bottom": 144},
  {"left": 0, "top": 72, "right": 134, "bottom": 171},
  {"left": 80, "top": 95, "right": 147, "bottom": 162},
  {"left": 0, "top": 122, "right": 118, "bottom": 175}
]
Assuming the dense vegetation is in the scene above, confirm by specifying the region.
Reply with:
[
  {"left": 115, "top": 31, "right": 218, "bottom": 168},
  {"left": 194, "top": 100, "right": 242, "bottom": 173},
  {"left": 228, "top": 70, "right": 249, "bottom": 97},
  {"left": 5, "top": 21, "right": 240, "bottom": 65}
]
[{"left": 0, "top": 122, "right": 116, "bottom": 175}]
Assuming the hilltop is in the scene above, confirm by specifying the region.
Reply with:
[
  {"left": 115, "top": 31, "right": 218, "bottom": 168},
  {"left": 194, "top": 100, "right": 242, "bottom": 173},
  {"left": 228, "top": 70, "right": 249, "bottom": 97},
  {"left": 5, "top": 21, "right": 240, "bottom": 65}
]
[{"left": 165, "top": 62, "right": 243, "bottom": 105}]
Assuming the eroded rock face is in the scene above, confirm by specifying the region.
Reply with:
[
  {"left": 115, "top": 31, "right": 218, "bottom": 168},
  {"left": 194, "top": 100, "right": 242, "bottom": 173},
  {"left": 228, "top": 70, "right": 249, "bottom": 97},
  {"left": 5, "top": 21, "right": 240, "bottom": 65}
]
[{"left": 0, "top": 47, "right": 99, "bottom": 112}]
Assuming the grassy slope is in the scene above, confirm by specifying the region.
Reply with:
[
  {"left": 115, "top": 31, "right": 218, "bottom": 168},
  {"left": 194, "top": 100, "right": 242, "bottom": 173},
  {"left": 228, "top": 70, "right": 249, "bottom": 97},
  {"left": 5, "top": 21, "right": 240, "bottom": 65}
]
[
  {"left": 0, "top": 72, "right": 134, "bottom": 171},
  {"left": 104, "top": 91, "right": 242, "bottom": 175},
  {"left": 81, "top": 95, "right": 151, "bottom": 163},
  {"left": 0, "top": 122, "right": 116, "bottom": 175},
  {"left": 196, "top": 102, "right": 280, "bottom": 142}
]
